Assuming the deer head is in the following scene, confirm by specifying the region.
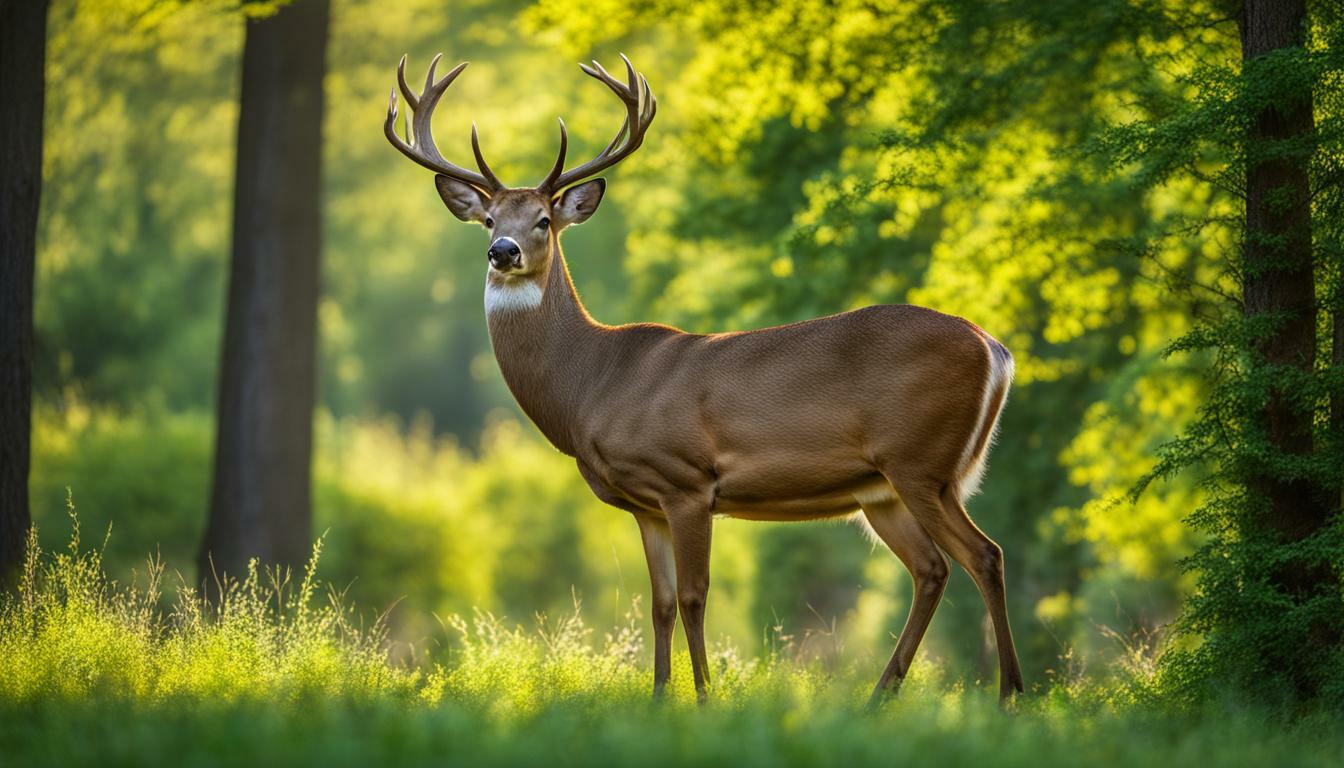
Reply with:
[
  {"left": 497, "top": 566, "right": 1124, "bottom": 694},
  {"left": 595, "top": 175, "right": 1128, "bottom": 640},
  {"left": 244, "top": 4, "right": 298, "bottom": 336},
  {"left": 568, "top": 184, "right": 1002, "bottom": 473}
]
[{"left": 385, "top": 53, "right": 656, "bottom": 292}]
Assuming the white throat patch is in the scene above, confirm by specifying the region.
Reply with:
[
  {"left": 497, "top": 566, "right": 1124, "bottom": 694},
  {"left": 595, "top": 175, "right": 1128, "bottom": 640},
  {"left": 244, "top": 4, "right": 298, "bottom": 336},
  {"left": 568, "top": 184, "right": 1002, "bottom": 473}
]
[{"left": 485, "top": 279, "right": 543, "bottom": 314}]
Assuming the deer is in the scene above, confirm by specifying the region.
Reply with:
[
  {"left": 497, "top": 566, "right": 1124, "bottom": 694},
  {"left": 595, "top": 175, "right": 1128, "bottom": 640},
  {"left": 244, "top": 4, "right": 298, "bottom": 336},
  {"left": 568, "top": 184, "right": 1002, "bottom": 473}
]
[{"left": 384, "top": 52, "right": 1025, "bottom": 705}]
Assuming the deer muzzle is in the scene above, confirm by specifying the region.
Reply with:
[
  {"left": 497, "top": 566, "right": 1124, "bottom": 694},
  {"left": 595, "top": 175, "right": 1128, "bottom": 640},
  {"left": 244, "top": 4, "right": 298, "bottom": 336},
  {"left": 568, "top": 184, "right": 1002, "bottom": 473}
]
[{"left": 487, "top": 237, "right": 522, "bottom": 272}]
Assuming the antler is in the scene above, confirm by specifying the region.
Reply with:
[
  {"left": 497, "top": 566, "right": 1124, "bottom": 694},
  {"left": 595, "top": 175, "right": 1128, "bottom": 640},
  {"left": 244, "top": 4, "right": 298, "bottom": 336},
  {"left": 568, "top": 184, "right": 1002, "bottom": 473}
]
[
  {"left": 385, "top": 54, "right": 503, "bottom": 194},
  {"left": 538, "top": 54, "right": 657, "bottom": 194}
]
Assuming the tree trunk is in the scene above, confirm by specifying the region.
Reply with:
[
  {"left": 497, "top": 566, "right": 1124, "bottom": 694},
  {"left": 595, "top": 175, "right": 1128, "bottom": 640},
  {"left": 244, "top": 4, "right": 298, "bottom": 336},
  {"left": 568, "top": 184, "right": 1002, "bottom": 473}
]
[
  {"left": 1240, "top": 0, "right": 1319, "bottom": 529},
  {"left": 0, "top": 0, "right": 50, "bottom": 588},
  {"left": 200, "top": 0, "right": 330, "bottom": 588},
  {"left": 1239, "top": 0, "right": 1334, "bottom": 696},
  {"left": 1335, "top": 309, "right": 1342, "bottom": 468}
]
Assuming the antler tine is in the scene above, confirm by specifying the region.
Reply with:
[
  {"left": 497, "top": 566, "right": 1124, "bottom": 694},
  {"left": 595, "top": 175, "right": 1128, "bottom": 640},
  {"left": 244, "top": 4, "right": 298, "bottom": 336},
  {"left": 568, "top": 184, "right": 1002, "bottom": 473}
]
[
  {"left": 581, "top": 59, "right": 635, "bottom": 107},
  {"left": 384, "top": 55, "right": 501, "bottom": 193},
  {"left": 538, "top": 118, "right": 570, "bottom": 192},
  {"left": 621, "top": 53, "right": 637, "bottom": 93},
  {"left": 423, "top": 53, "right": 442, "bottom": 97},
  {"left": 384, "top": 90, "right": 414, "bottom": 156},
  {"left": 589, "top": 58, "right": 615, "bottom": 84},
  {"left": 544, "top": 55, "right": 657, "bottom": 192},
  {"left": 599, "top": 116, "right": 631, "bottom": 159},
  {"left": 413, "top": 58, "right": 466, "bottom": 121},
  {"left": 396, "top": 55, "right": 418, "bottom": 110},
  {"left": 470, "top": 123, "right": 503, "bottom": 190},
  {"left": 640, "top": 74, "right": 656, "bottom": 121}
]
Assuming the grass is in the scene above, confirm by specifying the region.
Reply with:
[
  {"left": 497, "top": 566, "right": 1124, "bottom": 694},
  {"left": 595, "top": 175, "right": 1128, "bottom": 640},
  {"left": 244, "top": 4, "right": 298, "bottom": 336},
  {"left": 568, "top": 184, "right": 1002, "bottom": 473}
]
[{"left": 3, "top": 517, "right": 1342, "bottom": 768}]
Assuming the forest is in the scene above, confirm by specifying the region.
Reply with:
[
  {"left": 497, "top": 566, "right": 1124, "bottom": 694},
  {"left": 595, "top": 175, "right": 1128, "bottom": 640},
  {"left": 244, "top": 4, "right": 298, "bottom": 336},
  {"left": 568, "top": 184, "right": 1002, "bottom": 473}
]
[{"left": 1, "top": 0, "right": 1342, "bottom": 764}]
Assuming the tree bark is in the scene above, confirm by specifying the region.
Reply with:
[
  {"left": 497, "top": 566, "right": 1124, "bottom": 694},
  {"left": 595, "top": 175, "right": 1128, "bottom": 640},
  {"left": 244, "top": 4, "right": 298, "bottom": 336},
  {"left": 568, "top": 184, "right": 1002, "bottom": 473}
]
[
  {"left": 1239, "top": 0, "right": 1334, "bottom": 695},
  {"left": 1335, "top": 308, "right": 1342, "bottom": 468},
  {"left": 200, "top": 0, "right": 330, "bottom": 588},
  {"left": 0, "top": 0, "right": 50, "bottom": 588},
  {"left": 1241, "top": 0, "right": 1319, "bottom": 531}
]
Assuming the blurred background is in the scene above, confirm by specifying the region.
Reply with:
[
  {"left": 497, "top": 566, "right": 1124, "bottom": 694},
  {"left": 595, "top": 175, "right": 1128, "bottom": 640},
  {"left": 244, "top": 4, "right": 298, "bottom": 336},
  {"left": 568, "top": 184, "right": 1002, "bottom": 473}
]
[{"left": 29, "top": 0, "right": 1221, "bottom": 682}]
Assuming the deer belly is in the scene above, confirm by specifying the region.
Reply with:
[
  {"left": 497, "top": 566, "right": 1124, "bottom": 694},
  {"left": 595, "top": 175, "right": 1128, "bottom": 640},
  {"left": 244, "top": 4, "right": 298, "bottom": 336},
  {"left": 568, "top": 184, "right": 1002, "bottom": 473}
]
[
  {"left": 580, "top": 431, "right": 889, "bottom": 519},
  {"left": 712, "top": 466, "right": 891, "bottom": 521},
  {"left": 715, "top": 497, "right": 865, "bottom": 521}
]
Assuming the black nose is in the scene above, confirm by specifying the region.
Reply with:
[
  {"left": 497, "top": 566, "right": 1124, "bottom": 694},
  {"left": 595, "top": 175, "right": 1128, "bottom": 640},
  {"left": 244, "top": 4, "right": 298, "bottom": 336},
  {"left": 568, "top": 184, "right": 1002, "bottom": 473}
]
[{"left": 487, "top": 239, "right": 521, "bottom": 269}]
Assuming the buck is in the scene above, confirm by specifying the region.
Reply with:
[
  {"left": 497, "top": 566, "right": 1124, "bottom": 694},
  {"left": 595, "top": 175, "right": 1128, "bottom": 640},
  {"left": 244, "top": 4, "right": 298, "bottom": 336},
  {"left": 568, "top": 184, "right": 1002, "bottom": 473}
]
[{"left": 385, "top": 53, "right": 1025, "bottom": 703}]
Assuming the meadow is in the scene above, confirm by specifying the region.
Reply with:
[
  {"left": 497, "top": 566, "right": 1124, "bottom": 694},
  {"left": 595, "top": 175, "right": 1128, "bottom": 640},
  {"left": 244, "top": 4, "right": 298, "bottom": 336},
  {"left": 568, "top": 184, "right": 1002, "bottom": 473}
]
[{"left": 4, "top": 517, "right": 1342, "bottom": 768}]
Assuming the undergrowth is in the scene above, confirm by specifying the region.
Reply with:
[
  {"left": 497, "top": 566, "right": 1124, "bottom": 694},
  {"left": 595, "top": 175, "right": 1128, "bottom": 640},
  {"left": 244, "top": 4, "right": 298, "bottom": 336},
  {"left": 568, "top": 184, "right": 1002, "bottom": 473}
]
[{"left": 2, "top": 513, "right": 1342, "bottom": 768}]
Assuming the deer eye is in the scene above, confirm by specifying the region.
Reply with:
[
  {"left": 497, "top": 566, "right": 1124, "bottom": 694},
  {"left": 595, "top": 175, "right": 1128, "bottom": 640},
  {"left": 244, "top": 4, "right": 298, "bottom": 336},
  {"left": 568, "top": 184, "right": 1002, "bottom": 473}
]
[
  {"left": 484, "top": 217, "right": 494, "bottom": 228},
  {"left": 536, "top": 217, "right": 550, "bottom": 230}
]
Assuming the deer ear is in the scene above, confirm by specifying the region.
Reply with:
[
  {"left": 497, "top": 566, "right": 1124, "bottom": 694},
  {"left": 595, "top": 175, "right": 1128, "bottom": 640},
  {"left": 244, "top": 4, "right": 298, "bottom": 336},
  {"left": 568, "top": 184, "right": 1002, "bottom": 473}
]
[
  {"left": 553, "top": 179, "right": 606, "bottom": 228},
  {"left": 435, "top": 175, "right": 490, "bottom": 223}
]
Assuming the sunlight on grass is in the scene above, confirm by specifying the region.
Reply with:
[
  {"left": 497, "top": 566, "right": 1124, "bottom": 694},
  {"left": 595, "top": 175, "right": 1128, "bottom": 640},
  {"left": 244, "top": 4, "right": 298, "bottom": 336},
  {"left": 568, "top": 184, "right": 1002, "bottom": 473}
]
[
  {"left": 0, "top": 504, "right": 412, "bottom": 704},
  {"left": 2, "top": 513, "right": 1341, "bottom": 767}
]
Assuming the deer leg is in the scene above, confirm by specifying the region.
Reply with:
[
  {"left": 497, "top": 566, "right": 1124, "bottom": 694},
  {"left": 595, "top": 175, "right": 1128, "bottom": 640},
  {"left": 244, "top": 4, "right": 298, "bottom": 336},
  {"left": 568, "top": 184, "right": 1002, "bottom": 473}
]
[
  {"left": 891, "top": 479, "right": 1024, "bottom": 700},
  {"left": 665, "top": 500, "right": 713, "bottom": 704},
  {"left": 635, "top": 514, "right": 678, "bottom": 699},
  {"left": 858, "top": 495, "right": 949, "bottom": 707}
]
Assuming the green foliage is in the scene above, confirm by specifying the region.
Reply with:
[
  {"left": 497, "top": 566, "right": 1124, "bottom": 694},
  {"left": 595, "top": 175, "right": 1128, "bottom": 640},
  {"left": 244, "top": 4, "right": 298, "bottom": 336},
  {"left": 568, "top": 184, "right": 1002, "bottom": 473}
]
[
  {"left": 6, "top": 526, "right": 1344, "bottom": 767},
  {"left": 1086, "top": 8, "right": 1344, "bottom": 707},
  {"left": 38, "top": 0, "right": 239, "bottom": 407},
  {"left": 30, "top": 405, "right": 212, "bottom": 570},
  {"left": 1141, "top": 328, "right": 1344, "bottom": 707}
]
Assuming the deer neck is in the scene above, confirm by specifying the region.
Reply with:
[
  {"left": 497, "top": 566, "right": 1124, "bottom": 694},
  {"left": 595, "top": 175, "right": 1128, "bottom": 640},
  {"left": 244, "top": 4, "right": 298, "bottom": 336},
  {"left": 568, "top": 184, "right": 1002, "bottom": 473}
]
[{"left": 484, "top": 240, "right": 603, "bottom": 456}]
